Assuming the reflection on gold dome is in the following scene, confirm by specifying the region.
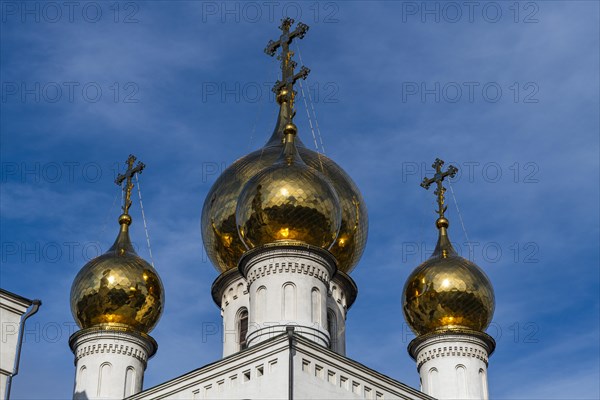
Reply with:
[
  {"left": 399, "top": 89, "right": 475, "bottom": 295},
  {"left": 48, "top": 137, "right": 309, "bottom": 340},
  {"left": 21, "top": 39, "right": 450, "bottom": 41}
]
[
  {"left": 70, "top": 217, "right": 164, "bottom": 333},
  {"left": 403, "top": 158, "right": 495, "bottom": 336},
  {"left": 402, "top": 229, "right": 495, "bottom": 335},
  {"left": 200, "top": 107, "right": 368, "bottom": 273},
  {"left": 201, "top": 18, "right": 367, "bottom": 274},
  {"left": 236, "top": 127, "right": 341, "bottom": 250}
]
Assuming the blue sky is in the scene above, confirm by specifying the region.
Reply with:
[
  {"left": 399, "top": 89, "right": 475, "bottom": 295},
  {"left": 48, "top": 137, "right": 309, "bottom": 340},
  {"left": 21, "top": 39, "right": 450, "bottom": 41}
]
[{"left": 1, "top": 1, "right": 598, "bottom": 399}]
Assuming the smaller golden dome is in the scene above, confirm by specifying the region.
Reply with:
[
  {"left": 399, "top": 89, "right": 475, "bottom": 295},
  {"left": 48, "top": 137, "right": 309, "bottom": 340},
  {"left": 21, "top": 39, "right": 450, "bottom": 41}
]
[
  {"left": 402, "top": 223, "right": 495, "bottom": 336},
  {"left": 236, "top": 127, "right": 341, "bottom": 250},
  {"left": 70, "top": 216, "right": 164, "bottom": 333}
]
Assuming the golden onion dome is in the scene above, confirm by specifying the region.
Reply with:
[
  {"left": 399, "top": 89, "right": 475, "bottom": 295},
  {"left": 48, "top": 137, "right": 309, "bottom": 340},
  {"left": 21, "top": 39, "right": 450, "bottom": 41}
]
[
  {"left": 201, "top": 106, "right": 368, "bottom": 274},
  {"left": 402, "top": 218, "right": 495, "bottom": 336},
  {"left": 70, "top": 214, "right": 164, "bottom": 333},
  {"left": 236, "top": 124, "right": 342, "bottom": 249}
]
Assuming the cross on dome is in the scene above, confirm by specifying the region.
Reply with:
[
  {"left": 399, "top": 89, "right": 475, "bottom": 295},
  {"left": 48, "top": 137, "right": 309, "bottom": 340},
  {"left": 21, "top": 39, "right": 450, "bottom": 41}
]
[
  {"left": 265, "top": 17, "right": 310, "bottom": 111},
  {"left": 115, "top": 154, "right": 145, "bottom": 217},
  {"left": 420, "top": 158, "right": 458, "bottom": 222}
]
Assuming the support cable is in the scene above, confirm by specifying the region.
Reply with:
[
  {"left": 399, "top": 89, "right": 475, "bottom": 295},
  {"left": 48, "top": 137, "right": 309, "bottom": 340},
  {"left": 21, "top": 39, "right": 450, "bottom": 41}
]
[
  {"left": 135, "top": 175, "right": 155, "bottom": 267},
  {"left": 448, "top": 181, "right": 473, "bottom": 260}
]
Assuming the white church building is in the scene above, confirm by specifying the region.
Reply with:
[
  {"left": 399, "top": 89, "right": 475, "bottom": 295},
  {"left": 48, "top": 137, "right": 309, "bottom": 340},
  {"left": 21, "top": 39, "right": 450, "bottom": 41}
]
[{"left": 3, "top": 19, "right": 498, "bottom": 400}]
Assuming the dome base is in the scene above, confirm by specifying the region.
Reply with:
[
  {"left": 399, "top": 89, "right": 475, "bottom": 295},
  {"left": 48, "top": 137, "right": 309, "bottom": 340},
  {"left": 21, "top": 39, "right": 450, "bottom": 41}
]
[
  {"left": 407, "top": 329, "right": 495, "bottom": 400},
  {"left": 69, "top": 326, "right": 157, "bottom": 399}
]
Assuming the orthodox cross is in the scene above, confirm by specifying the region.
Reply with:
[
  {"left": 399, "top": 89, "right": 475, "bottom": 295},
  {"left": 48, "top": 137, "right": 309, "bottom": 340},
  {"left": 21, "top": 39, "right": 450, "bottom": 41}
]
[
  {"left": 115, "top": 154, "right": 145, "bottom": 215},
  {"left": 265, "top": 17, "right": 310, "bottom": 106},
  {"left": 420, "top": 158, "right": 458, "bottom": 219}
]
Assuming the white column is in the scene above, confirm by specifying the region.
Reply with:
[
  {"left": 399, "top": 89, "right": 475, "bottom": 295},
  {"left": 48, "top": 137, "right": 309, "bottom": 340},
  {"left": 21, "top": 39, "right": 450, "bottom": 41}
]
[
  {"left": 0, "top": 290, "right": 36, "bottom": 400},
  {"left": 240, "top": 244, "right": 336, "bottom": 348},
  {"left": 409, "top": 332, "right": 495, "bottom": 400},
  {"left": 69, "top": 328, "right": 157, "bottom": 400},
  {"left": 327, "top": 271, "right": 357, "bottom": 356},
  {"left": 211, "top": 270, "right": 250, "bottom": 357}
]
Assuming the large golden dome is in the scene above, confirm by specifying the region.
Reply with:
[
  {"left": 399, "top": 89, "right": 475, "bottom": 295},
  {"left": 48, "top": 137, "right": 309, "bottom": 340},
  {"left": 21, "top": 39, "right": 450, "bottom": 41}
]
[
  {"left": 70, "top": 215, "right": 164, "bottom": 333},
  {"left": 201, "top": 107, "right": 368, "bottom": 274},
  {"left": 402, "top": 219, "right": 495, "bottom": 336},
  {"left": 236, "top": 125, "right": 341, "bottom": 249},
  {"left": 202, "top": 18, "right": 367, "bottom": 273}
]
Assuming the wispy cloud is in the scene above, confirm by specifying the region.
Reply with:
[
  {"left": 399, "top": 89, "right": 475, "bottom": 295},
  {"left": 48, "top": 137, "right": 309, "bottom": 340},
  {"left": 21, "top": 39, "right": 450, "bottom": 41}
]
[{"left": 2, "top": 1, "right": 598, "bottom": 399}]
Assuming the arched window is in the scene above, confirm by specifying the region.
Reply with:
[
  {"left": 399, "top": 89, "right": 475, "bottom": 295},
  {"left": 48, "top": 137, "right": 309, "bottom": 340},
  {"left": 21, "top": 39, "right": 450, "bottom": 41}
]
[
  {"left": 282, "top": 283, "right": 296, "bottom": 320},
  {"left": 428, "top": 367, "right": 438, "bottom": 398},
  {"left": 124, "top": 367, "right": 136, "bottom": 397},
  {"left": 479, "top": 368, "right": 489, "bottom": 400},
  {"left": 256, "top": 286, "right": 267, "bottom": 321},
  {"left": 456, "top": 365, "right": 467, "bottom": 398},
  {"left": 237, "top": 308, "right": 248, "bottom": 350},
  {"left": 98, "top": 363, "right": 112, "bottom": 397},
  {"left": 311, "top": 288, "right": 321, "bottom": 325},
  {"left": 236, "top": 282, "right": 244, "bottom": 298},
  {"left": 76, "top": 365, "right": 86, "bottom": 392},
  {"left": 327, "top": 309, "right": 337, "bottom": 350}
]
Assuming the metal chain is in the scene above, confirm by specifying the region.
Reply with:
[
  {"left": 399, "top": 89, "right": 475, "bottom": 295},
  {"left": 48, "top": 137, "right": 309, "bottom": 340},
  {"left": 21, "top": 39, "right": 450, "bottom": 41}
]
[
  {"left": 448, "top": 180, "right": 473, "bottom": 260},
  {"left": 295, "top": 43, "right": 326, "bottom": 155},
  {"left": 135, "top": 174, "right": 155, "bottom": 267},
  {"left": 297, "top": 79, "right": 320, "bottom": 151}
]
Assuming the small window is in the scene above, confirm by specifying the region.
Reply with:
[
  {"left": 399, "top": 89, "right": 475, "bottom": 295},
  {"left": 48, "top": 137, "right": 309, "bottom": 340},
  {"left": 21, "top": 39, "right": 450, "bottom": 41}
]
[
  {"left": 238, "top": 308, "right": 248, "bottom": 350},
  {"left": 340, "top": 376, "right": 349, "bottom": 390},
  {"left": 315, "top": 365, "right": 324, "bottom": 379},
  {"left": 302, "top": 359, "right": 310, "bottom": 373},
  {"left": 327, "top": 370, "right": 336, "bottom": 384},
  {"left": 269, "top": 359, "right": 278, "bottom": 372}
]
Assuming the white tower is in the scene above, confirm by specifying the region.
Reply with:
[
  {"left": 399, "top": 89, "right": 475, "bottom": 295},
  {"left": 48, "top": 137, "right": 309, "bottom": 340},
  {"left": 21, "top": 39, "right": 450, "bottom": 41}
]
[
  {"left": 69, "top": 327, "right": 157, "bottom": 399},
  {"left": 201, "top": 18, "right": 367, "bottom": 360},
  {"left": 210, "top": 262, "right": 358, "bottom": 357},
  {"left": 408, "top": 331, "right": 495, "bottom": 400},
  {"left": 69, "top": 156, "right": 164, "bottom": 400},
  {"left": 211, "top": 270, "right": 250, "bottom": 357},
  {"left": 239, "top": 243, "right": 335, "bottom": 348},
  {"left": 403, "top": 159, "right": 496, "bottom": 400}
]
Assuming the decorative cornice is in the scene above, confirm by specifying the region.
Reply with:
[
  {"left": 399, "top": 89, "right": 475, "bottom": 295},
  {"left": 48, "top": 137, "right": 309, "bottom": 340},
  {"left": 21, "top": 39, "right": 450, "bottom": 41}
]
[
  {"left": 293, "top": 333, "right": 433, "bottom": 400},
  {"left": 128, "top": 334, "right": 292, "bottom": 400},
  {"left": 69, "top": 325, "right": 158, "bottom": 364},
  {"left": 239, "top": 243, "right": 337, "bottom": 286},
  {"left": 239, "top": 243, "right": 337, "bottom": 274},
  {"left": 245, "top": 260, "right": 332, "bottom": 286},
  {"left": 0, "top": 288, "right": 33, "bottom": 314},
  {"left": 129, "top": 331, "right": 432, "bottom": 400},
  {"left": 415, "top": 342, "right": 489, "bottom": 371},
  {"left": 331, "top": 271, "right": 358, "bottom": 310},
  {"left": 211, "top": 269, "right": 246, "bottom": 307},
  {"left": 73, "top": 340, "right": 149, "bottom": 366},
  {"left": 408, "top": 329, "right": 495, "bottom": 367}
]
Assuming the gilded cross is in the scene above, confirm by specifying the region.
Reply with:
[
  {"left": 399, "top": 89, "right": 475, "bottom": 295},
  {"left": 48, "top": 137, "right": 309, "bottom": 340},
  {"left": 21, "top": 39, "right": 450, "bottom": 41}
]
[
  {"left": 265, "top": 17, "right": 310, "bottom": 103},
  {"left": 115, "top": 154, "right": 145, "bottom": 215},
  {"left": 420, "top": 158, "right": 458, "bottom": 219}
]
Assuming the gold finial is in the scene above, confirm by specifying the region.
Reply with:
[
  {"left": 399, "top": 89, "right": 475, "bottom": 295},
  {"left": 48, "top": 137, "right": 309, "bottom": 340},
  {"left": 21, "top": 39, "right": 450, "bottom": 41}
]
[
  {"left": 420, "top": 158, "right": 458, "bottom": 228},
  {"left": 265, "top": 17, "right": 310, "bottom": 115},
  {"left": 114, "top": 154, "right": 145, "bottom": 221}
]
